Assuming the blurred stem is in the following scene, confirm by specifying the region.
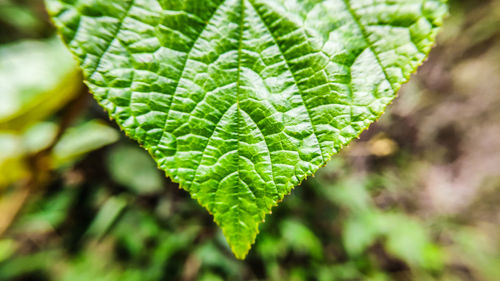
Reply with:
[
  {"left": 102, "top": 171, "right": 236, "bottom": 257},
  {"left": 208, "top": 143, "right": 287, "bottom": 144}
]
[
  {"left": 0, "top": 83, "right": 89, "bottom": 237},
  {"left": 0, "top": 185, "right": 30, "bottom": 237}
]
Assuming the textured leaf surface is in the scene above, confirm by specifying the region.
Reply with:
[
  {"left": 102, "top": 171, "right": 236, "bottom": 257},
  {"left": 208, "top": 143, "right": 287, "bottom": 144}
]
[{"left": 46, "top": 0, "right": 446, "bottom": 258}]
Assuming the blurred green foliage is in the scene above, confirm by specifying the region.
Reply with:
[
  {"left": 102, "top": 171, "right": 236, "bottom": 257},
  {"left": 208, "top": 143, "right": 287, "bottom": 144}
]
[
  {"left": 0, "top": 38, "right": 80, "bottom": 131},
  {"left": 0, "top": 0, "right": 499, "bottom": 280}
]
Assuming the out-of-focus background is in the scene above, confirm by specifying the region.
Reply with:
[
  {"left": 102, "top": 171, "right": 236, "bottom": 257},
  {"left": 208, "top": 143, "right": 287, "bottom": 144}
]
[{"left": 0, "top": 0, "right": 498, "bottom": 280}]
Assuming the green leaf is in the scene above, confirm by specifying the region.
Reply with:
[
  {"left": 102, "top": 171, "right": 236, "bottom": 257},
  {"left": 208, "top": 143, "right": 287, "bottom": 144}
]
[
  {"left": 46, "top": 0, "right": 446, "bottom": 258},
  {"left": 106, "top": 145, "right": 164, "bottom": 195},
  {"left": 53, "top": 120, "right": 120, "bottom": 166},
  {"left": 280, "top": 220, "right": 323, "bottom": 259},
  {"left": 0, "top": 120, "right": 118, "bottom": 188},
  {"left": 0, "top": 38, "right": 81, "bottom": 131},
  {"left": 84, "top": 195, "right": 128, "bottom": 240},
  {"left": 0, "top": 239, "right": 16, "bottom": 263}
]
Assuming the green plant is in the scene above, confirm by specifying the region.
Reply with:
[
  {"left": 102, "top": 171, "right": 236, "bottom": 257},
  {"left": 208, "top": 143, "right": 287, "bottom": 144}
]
[{"left": 45, "top": 0, "right": 447, "bottom": 259}]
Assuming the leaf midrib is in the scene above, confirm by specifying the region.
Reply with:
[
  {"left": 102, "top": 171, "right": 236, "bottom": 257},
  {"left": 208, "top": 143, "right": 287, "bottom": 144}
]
[{"left": 234, "top": 0, "right": 247, "bottom": 238}]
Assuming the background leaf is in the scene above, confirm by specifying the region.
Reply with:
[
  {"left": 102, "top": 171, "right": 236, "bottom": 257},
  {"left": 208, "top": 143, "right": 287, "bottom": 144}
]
[{"left": 0, "top": 38, "right": 81, "bottom": 131}]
